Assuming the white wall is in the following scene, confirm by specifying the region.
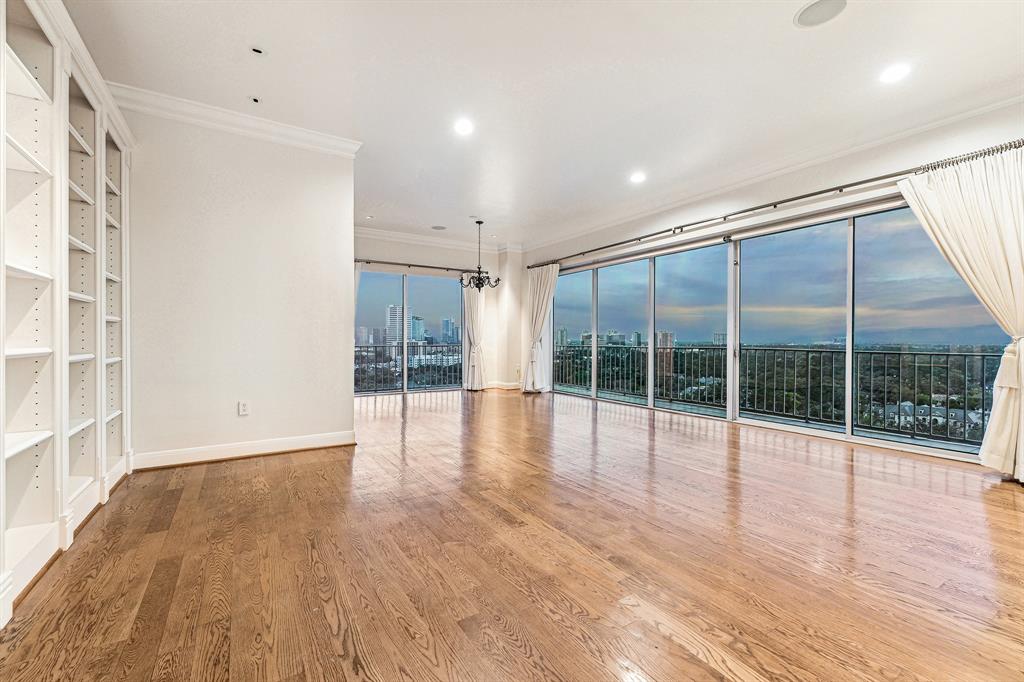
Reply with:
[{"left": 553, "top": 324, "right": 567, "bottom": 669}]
[
  {"left": 128, "top": 111, "right": 356, "bottom": 466},
  {"left": 526, "top": 102, "right": 1024, "bottom": 265}
]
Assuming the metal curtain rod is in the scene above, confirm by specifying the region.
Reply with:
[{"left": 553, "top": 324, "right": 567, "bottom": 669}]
[
  {"left": 356, "top": 258, "right": 467, "bottom": 274},
  {"left": 527, "top": 137, "right": 1024, "bottom": 270}
]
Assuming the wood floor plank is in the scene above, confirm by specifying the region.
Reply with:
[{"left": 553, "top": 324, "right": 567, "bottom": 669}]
[{"left": 2, "top": 390, "right": 1023, "bottom": 681}]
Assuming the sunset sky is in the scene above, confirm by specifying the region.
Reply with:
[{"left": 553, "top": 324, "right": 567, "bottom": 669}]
[{"left": 554, "top": 208, "right": 1007, "bottom": 350}]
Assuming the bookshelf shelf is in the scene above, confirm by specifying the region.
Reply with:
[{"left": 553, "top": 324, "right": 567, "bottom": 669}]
[
  {"left": 2, "top": 0, "right": 131, "bottom": 628},
  {"left": 4, "top": 429, "right": 53, "bottom": 460}
]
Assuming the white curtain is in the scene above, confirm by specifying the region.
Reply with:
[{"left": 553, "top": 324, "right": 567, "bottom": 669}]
[
  {"left": 522, "top": 264, "right": 560, "bottom": 392},
  {"left": 463, "top": 288, "right": 487, "bottom": 390},
  {"left": 897, "top": 145, "right": 1023, "bottom": 479}
]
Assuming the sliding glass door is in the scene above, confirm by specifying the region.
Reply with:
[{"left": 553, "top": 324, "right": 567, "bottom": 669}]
[
  {"left": 738, "top": 220, "right": 848, "bottom": 431},
  {"left": 354, "top": 271, "right": 462, "bottom": 394},
  {"left": 852, "top": 207, "right": 1007, "bottom": 451},
  {"left": 354, "top": 271, "right": 404, "bottom": 393},
  {"left": 406, "top": 274, "right": 463, "bottom": 390},
  {"left": 653, "top": 244, "right": 728, "bottom": 416},
  {"left": 596, "top": 260, "right": 648, "bottom": 404},
  {"left": 549, "top": 204, "right": 1005, "bottom": 458},
  {"left": 552, "top": 271, "right": 592, "bottom": 395}
]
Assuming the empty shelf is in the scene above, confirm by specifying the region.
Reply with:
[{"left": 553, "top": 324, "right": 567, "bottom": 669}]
[
  {"left": 68, "top": 123, "right": 94, "bottom": 157},
  {"left": 104, "top": 176, "right": 121, "bottom": 196},
  {"left": 6, "top": 132, "right": 52, "bottom": 176},
  {"left": 68, "top": 291, "right": 95, "bottom": 303},
  {"left": 105, "top": 315, "right": 122, "bottom": 323},
  {"left": 5, "top": 262, "right": 52, "bottom": 281},
  {"left": 105, "top": 409, "right": 123, "bottom": 423},
  {"left": 67, "top": 475, "right": 93, "bottom": 501},
  {"left": 104, "top": 272, "right": 121, "bottom": 283},
  {"left": 68, "top": 180, "right": 95, "bottom": 205},
  {"left": 69, "top": 353, "right": 95, "bottom": 363},
  {"left": 5, "top": 45, "right": 49, "bottom": 102},
  {"left": 5, "top": 347, "right": 52, "bottom": 360},
  {"left": 104, "top": 356, "right": 122, "bottom": 365},
  {"left": 105, "top": 213, "right": 121, "bottom": 229},
  {"left": 68, "top": 235, "right": 95, "bottom": 254},
  {"left": 68, "top": 417, "right": 95, "bottom": 437},
  {"left": 5, "top": 429, "right": 53, "bottom": 459}
]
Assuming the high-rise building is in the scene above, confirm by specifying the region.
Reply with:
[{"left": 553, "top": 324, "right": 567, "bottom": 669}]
[
  {"left": 386, "top": 304, "right": 406, "bottom": 345},
  {"left": 356, "top": 326, "right": 369, "bottom": 345},
  {"left": 410, "top": 315, "right": 425, "bottom": 342},
  {"left": 713, "top": 332, "right": 727, "bottom": 346},
  {"left": 656, "top": 330, "right": 675, "bottom": 348},
  {"left": 441, "top": 317, "right": 458, "bottom": 344},
  {"left": 605, "top": 330, "right": 626, "bottom": 345},
  {"left": 556, "top": 327, "right": 569, "bottom": 347},
  {"left": 631, "top": 331, "right": 642, "bottom": 347}
]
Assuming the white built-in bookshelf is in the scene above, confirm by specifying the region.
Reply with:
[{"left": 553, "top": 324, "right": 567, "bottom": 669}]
[{"left": 1, "top": 0, "right": 132, "bottom": 627}]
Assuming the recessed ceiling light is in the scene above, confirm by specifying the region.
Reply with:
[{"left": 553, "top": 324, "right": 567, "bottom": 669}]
[
  {"left": 630, "top": 170, "right": 647, "bottom": 184},
  {"left": 250, "top": 96, "right": 260, "bottom": 104},
  {"left": 794, "top": 0, "right": 846, "bottom": 28},
  {"left": 251, "top": 47, "right": 263, "bottom": 54},
  {"left": 453, "top": 118, "right": 474, "bottom": 136},
  {"left": 430, "top": 225, "right": 447, "bottom": 231},
  {"left": 365, "top": 215, "right": 374, "bottom": 220},
  {"left": 879, "top": 63, "right": 912, "bottom": 84}
]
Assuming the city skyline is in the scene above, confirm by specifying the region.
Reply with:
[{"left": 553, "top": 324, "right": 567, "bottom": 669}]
[{"left": 356, "top": 272, "right": 463, "bottom": 344}]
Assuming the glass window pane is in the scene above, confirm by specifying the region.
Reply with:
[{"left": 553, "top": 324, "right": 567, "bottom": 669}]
[
  {"left": 739, "top": 220, "right": 847, "bottom": 430},
  {"left": 354, "top": 271, "right": 403, "bottom": 393},
  {"left": 853, "top": 207, "right": 1007, "bottom": 452},
  {"left": 553, "top": 271, "right": 592, "bottom": 395},
  {"left": 406, "top": 275, "right": 463, "bottom": 390},
  {"left": 654, "top": 244, "right": 728, "bottom": 416},
  {"left": 596, "top": 260, "right": 648, "bottom": 404}
]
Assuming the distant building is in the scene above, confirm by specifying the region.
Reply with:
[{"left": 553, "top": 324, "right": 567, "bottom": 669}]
[
  {"left": 713, "top": 332, "right": 727, "bottom": 346},
  {"left": 410, "top": 315, "right": 425, "bottom": 342},
  {"left": 631, "top": 331, "right": 643, "bottom": 347},
  {"left": 386, "top": 305, "right": 405, "bottom": 344},
  {"left": 656, "top": 330, "right": 675, "bottom": 348},
  {"left": 605, "top": 330, "right": 626, "bottom": 345},
  {"left": 556, "top": 327, "right": 569, "bottom": 347},
  {"left": 356, "top": 326, "right": 369, "bottom": 345},
  {"left": 441, "top": 317, "right": 458, "bottom": 344}
]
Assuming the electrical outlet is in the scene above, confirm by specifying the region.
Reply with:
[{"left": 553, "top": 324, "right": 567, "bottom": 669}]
[
  {"left": 515, "top": 364, "right": 521, "bottom": 379},
  {"left": 237, "top": 401, "right": 249, "bottom": 416}
]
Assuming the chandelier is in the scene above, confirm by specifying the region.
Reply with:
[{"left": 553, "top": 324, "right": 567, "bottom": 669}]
[{"left": 460, "top": 220, "right": 500, "bottom": 291}]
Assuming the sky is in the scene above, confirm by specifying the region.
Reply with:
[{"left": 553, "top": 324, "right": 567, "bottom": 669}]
[
  {"left": 554, "top": 207, "right": 1007, "bottom": 350},
  {"left": 355, "top": 272, "right": 462, "bottom": 340}
]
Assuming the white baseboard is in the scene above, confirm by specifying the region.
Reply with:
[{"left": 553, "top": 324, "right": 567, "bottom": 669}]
[
  {"left": 134, "top": 430, "right": 356, "bottom": 469},
  {"left": 487, "top": 381, "right": 521, "bottom": 390}
]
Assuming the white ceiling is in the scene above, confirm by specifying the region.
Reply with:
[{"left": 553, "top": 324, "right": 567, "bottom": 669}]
[{"left": 64, "top": 0, "right": 1023, "bottom": 249}]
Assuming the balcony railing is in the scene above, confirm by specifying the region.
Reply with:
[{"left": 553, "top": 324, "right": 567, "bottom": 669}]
[
  {"left": 553, "top": 344, "right": 591, "bottom": 395},
  {"left": 655, "top": 345, "right": 727, "bottom": 410},
  {"left": 853, "top": 350, "right": 1000, "bottom": 446},
  {"left": 555, "top": 343, "right": 1001, "bottom": 449},
  {"left": 354, "top": 345, "right": 402, "bottom": 394},
  {"left": 355, "top": 343, "right": 462, "bottom": 394},
  {"left": 597, "top": 345, "right": 647, "bottom": 402},
  {"left": 407, "top": 343, "right": 462, "bottom": 390}
]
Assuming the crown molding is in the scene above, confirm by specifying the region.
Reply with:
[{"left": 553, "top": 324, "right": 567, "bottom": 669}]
[
  {"left": 355, "top": 225, "right": 503, "bottom": 254},
  {"left": 525, "top": 94, "right": 1024, "bottom": 254},
  {"left": 107, "top": 82, "right": 362, "bottom": 158}
]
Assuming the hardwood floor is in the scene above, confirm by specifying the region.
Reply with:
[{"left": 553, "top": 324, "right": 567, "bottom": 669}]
[{"left": 1, "top": 390, "right": 1022, "bottom": 681}]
